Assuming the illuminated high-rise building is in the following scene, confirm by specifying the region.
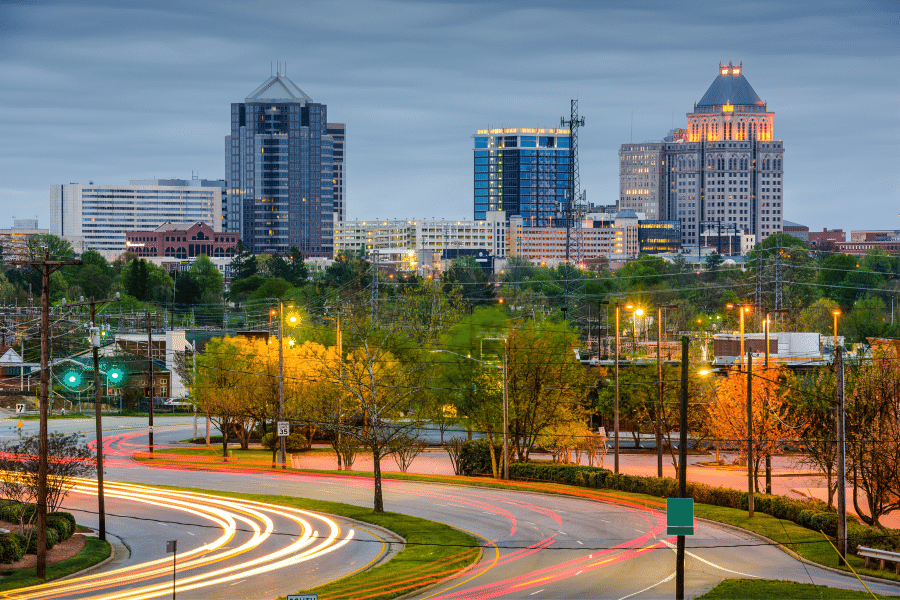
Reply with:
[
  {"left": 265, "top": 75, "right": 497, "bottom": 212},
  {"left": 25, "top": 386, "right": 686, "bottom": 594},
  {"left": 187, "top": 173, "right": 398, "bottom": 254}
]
[
  {"left": 226, "top": 71, "right": 335, "bottom": 256},
  {"left": 472, "top": 128, "right": 571, "bottom": 226},
  {"left": 664, "top": 62, "right": 784, "bottom": 246}
]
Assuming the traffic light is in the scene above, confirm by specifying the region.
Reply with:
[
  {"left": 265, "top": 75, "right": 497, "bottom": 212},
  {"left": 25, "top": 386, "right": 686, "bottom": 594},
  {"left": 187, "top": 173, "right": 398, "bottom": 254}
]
[
  {"left": 61, "top": 369, "right": 83, "bottom": 389},
  {"left": 107, "top": 367, "right": 125, "bottom": 386}
]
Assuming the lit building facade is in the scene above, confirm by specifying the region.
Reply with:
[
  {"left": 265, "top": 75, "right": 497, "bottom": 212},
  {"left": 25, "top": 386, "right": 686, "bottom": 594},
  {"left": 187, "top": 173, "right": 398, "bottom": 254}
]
[
  {"left": 619, "top": 143, "right": 666, "bottom": 220},
  {"left": 50, "top": 181, "right": 221, "bottom": 259},
  {"left": 665, "top": 62, "right": 784, "bottom": 246},
  {"left": 473, "top": 128, "right": 571, "bottom": 225},
  {"left": 226, "top": 72, "right": 336, "bottom": 257},
  {"left": 0, "top": 219, "right": 48, "bottom": 262},
  {"left": 327, "top": 123, "right": 346, "bottom": 224},
  {"left": 125, "top": 222, "right": 238, "bottom": 259}
]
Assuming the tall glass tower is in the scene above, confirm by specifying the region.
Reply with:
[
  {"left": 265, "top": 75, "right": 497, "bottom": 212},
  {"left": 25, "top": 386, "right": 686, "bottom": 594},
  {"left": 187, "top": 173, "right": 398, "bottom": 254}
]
[
  {"left": 473, "top": 128, "right": 571, "bottom": 225},
  {"left": 226, "top": 72, "right": 334, "bottom": 256}
]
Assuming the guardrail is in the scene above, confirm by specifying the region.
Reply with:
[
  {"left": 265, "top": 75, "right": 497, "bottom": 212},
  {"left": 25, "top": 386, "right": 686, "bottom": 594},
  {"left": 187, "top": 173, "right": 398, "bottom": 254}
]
[{"left": 858, "top": 546, "right": 900, "bottom": 574}]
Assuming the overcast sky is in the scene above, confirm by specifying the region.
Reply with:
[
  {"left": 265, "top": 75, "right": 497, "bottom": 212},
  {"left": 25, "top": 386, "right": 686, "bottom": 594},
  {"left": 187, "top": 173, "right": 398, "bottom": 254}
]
[{"left": 2, "top": 0, "right": 898, "bottom": 232}]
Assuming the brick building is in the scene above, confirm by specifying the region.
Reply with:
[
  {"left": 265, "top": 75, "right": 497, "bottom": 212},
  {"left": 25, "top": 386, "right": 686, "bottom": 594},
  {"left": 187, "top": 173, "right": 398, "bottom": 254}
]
[
  {"left": 807, "top": 228, "right": 845, "bottom": 247},
  {"left": 125, "top": 222, "right": 238, "bottom": 260}
]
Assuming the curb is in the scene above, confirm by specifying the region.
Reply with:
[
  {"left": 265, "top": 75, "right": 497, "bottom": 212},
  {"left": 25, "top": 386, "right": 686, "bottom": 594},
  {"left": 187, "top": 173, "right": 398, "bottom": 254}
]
[
  {"left": 694, "top": 516, "right": 900, "bottom": 589},
  {"left": 55, "top": 530, "right": 128, "bottom": 582}
]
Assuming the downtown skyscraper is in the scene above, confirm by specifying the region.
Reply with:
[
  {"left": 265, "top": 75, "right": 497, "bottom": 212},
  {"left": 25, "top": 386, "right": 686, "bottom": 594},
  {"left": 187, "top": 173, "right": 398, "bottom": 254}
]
[
  {"left": 226, "top": 71, "right": 342, "bottom": 256},
  {"left": 473, "top": 128, "right": 571, "bottom": 226}
]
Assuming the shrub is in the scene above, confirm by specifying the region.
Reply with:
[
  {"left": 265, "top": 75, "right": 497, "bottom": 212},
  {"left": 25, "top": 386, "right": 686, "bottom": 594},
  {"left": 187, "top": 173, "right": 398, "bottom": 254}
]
[
  {"left": 26, "top": 527, "right": 59, "bottom": 554},
  {"left": 47, "top": 513, "right": 74, "bottom": 540},
  {"left": 261, "top": 431, "right": 307, "bottom": 452},
  {"left": 458, "top": 439, "right": 502, "bottom": 476},
  {"left": 49, "top": 511, "right": 76, "bottom": 538},
  {"left": 0, "top": 532, "right": 25, "bottom": 563}
]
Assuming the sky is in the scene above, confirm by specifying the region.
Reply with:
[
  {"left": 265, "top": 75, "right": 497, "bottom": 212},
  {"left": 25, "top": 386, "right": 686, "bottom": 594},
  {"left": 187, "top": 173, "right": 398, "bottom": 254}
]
[{"left": 1, "top": 0, "right": 898, "bottom": 232}]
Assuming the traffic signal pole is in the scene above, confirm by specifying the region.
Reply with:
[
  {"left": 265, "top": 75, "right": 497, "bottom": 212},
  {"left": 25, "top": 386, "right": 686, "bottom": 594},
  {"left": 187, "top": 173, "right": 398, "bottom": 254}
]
[{"left": 67, "top": 295, "right": 120, "bottom": 543}]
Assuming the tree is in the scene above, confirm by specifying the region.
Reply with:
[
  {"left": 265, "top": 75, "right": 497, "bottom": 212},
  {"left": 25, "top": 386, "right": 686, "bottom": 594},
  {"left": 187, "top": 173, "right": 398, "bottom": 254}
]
[
  {"left": 505, "top": 319, "right": 599, "bottom": 462},
  {"left": 845, "top": 344, "right": 900, "bottom": 527},
  {"left": 308, "top": 311, "right": 431, "bottom": 512},
  {"left": 194, "top": 337, "right": 255, "bottom": 457},
  {"left": 706, "top": 366, "right": 799, "bottom": 491},
  {"left": 441, "top": 255, "right": 494, "bottom": 304},
  {"left": 230, "top": 240, "right": 258, "bottom": 280},
  {"left": 269, "top": 247, "right": 309, "bottom": 287},
  {"left": 0, "top": 434, "right": 94, "bottom": 538},
  {"left": 786, "top": 368, "right": 838, "bottom": 508},
  {"left": 125, "top": 259, "right": 150, "bottom": 300}
]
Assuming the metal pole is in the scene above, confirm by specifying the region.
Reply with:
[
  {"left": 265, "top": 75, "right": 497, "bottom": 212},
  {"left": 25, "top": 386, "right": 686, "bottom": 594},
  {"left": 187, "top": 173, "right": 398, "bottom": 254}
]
[
  {"left": 336, "top": 312, "right": 342, "bottom": 470},
  {"left": 739, "top": 308, "right": 745, "bottom": 371},
  {"left": 502, "top": 347, "right": 509, "bottom": 480},
  {"left": 173, "top": 546, "right": 177, "bottom": 600},
  {"left": 614, "top": 302, "right": 620, "bottom": 474},
  {"left": 657, "top": 306, "right": 663, "bottom": 478},
  {"left": 747, "top": 350, "right": 754, "bottom": 517},
  {"left": 147, "top": 312, "right": 154, "bottom": 456},
  {"left": 278, "top": 300, "right": 286, "bottom": 468},
  {"left": 675, "top": 335, "right": 689, "bottom": 600},
  {"left": 764, "top": 316, "right": 771, "bottom": 494},
  {"left": 836, "top": 347, "right": 847, "bottom": 564},
  {"left": 90, "top": 300, "right": 106, "bottom": 542}
]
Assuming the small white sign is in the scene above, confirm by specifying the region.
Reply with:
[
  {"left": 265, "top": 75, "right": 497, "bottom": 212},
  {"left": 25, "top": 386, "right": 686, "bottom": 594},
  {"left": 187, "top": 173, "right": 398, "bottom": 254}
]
[
  {"left": 15, "top": 404, "right": 24, "bottom": 414},
  {"left": 277, "top": 420, "right": 290, "bottom": 437},
  {"left": 597, "top": 427, "right": 606, "bottom": 436},
  {"left": 287, "top": 595, "right": 318, "bottom": 600}
]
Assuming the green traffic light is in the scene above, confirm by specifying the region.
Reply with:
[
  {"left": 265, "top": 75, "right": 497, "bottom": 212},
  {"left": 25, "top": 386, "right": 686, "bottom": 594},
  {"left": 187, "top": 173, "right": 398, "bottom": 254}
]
[
  {"left": 62, "top": 370, "right": 82, "bottom": 388},
  {"left": 107, "top": 368, "right": 125, "bottom": 386}
]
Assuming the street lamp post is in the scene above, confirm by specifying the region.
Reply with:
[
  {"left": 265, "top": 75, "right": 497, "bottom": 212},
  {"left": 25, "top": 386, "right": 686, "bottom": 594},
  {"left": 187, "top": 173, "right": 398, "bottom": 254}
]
[
  {"left": 614, "top": 301, "right": 621, "bottom": 474},
  {"left": 656, "top": 304, "right": 678, "bottom": 478},
  {"left": 832, "top": 309, "right": 841, "bottom": 354},
  {"left": 277, "top": 301, "right": 286, "bottom": 468},
  {"left": 431, "top": 349, "right": 508, "bottom": 479},
  {"left": 763, "top": 308, "right": 789, "bottom": 493},
  {"left": 726, "top": 303, "right": 753, "bottom": 371}
]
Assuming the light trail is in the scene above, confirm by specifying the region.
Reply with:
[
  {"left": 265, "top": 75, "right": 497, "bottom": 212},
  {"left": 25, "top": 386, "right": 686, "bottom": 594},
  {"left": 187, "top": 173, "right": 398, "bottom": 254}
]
[{"left": 5, "top": 479, "right": 364, "bottom": 600}]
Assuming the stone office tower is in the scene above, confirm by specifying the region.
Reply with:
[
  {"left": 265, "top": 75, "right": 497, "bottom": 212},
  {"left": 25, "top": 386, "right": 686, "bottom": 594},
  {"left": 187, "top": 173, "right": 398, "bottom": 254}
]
[
  {"left": 226, "top": 71, "right": 335, "bottom": 256},
  {"left": 664, "top": 62, "right": 784, "bottom": 245}
]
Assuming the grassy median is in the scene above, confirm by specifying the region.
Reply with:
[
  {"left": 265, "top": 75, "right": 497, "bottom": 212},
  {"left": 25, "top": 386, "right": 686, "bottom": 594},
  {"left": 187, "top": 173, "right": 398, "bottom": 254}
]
[
  {"left": 0, "top": 536, "right": 111, "bottom": 591},
  {"left": 696, "top": 578, "right": 896, "bottom": 598}
]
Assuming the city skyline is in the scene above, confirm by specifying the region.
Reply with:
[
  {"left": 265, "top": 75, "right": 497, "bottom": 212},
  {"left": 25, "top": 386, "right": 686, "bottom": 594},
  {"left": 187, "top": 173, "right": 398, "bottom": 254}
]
[{"left": 2, "top": 0, "right": 897, "bottom": 233}]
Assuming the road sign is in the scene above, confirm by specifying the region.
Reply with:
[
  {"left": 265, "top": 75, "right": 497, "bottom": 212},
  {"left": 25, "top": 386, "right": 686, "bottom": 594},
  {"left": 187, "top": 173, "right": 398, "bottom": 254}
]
[
  {"left": 287, "top": 595, "right": 318, "bottom": 600},
  {"left": 16, "top": 420, "right": 24, "bottom": 430},
  {"left": 15, "top": 404, "right": 24, "bottom": 414},
  {"left": 597, "top": 426, "right": 606, "bottom": 436},
  {"left": 277, "top": 420, "right": 290, "bottom": 437},
  {"left": 666, "top": 498, "right": 694, "bottom": 536},
  {"left": 166, "top": 540, "right": 177, "bottom": 553}
]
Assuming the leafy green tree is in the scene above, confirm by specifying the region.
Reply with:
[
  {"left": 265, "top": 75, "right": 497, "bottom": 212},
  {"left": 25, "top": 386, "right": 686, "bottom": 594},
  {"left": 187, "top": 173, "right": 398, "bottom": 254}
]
[
  {"left": 192, "top": 255, "right": 224, "bottom": 301},
  {"left": 228, "top": 275, "right": 267, "bottom": 303},
  {"left": 749, "top": 233, "right": 819, "bottom": 309},
  {"left": 844, "top": 296, "right": 892, "bottom": 343},
  {"left": 230, "top": 240, "right": 257, "bottom": 280},
  {"left": 441, "top": 255, "right": 494, "bottom": 304},
  {"left": 125, "top": 259, "right": 150, "bottom": 300},
  {"left": 174, "top": 270, "right": 201, "bottom": 306},
  {"left": 72, "top": 251, "right": 115, "bottom": 299},
  {"left": 269, "top": 247, "right": 309, "bottom": 287},
  {"left": 249, "top": 278, "right": 295, "bottom": 301},
  {"left": 817, "top": 253, "right": 859, "bottom": 306}
]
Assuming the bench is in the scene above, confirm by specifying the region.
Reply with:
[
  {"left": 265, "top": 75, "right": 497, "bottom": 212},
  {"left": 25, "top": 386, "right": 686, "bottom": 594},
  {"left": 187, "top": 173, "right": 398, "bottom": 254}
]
[{"left": 858, "top": 546, "right": 900, "bottom": 574}]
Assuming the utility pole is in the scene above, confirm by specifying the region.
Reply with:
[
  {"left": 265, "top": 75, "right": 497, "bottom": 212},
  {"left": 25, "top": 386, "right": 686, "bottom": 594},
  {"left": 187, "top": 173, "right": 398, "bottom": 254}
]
[
  {"left": 502, "top": 346, "right": 509, "bottom": 480},
  {"left": 336, "top": 311, "right": 343, "bottom": 470},
  {"left": 560, "top": 99, "right": 585, "bottom": 314},
  {"left": 675, "top": 335, "right": 689, "bottom": 600},
  {"left": 747, "top": 350, "right": 754, "bottom": 517},
  {"left": 614, "top": 301, "right": 621, "bottom": 474},
  {"left": 278, "top": 300, "right": 286, "bottom": 468},
  {"left": 64, "top": 295, "right": 121, "bottom": 543},
  {"left": 835, "top": 346, "right": 847, "bottom": 564},
  {"left": 9, "top": 251, "right": 81, "bottom": 579}
]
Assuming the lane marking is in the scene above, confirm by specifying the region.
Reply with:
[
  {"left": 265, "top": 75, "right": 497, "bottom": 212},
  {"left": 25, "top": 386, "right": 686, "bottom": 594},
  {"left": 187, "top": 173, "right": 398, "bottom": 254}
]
[
  {"left": 662, "top": 540, "right": 758, "bottom": 578},
  {"left": 618, "top": 572, "right": 675, "bottom": 600}
]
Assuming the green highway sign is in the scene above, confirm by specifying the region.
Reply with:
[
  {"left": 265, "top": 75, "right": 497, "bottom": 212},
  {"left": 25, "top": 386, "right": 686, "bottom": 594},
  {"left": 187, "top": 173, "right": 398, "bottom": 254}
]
[{"left": 666, "top": 498, "right": 694, "bottom": 536}]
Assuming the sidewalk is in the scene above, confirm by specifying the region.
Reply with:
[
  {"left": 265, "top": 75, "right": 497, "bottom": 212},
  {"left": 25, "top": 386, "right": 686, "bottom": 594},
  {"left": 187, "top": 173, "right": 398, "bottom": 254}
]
[{"left": 292, "top": 446, "right": 900, "bottom": 529}]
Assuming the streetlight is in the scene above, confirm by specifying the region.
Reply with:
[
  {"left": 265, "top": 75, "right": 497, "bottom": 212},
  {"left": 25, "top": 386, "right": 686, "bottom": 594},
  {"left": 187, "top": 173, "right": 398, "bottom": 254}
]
[
  {"left": 274, "top": 301, "right": 296, "bottom": 469},
  {"left": 762, "top": 308, "right": 789, "bottom": 494},
  {"left": 726, "top": 303, "right": 753, "bottom": 371},
  {"left": 832, "top": 309, "right": 841, "bottom": 355},
  {"left": 614, "top": 301, "right": 622, "bottom": 474},
  {"left": 656, "top": 304, "right": 678, "bottom": 478},
  {"left": 431, "top": 349, "right": 508, "bottom": 479}
]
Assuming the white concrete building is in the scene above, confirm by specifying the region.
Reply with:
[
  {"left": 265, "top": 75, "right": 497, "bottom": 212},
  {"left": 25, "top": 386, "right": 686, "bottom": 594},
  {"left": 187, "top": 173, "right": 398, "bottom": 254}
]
[{"left": 50, "top": 180, "right": 222, "bottom": 259}]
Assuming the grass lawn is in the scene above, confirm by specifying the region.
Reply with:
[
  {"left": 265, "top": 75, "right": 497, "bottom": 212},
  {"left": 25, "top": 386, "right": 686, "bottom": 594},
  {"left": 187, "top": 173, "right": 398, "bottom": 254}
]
[
  {"left": 696, "top": 578, "right": 897, "bottom": 598},
  {"left": 0, "top": 536, "right": 111, "bottom": 591},
  {"left": 153, "top": 486, "right": 480, "bottom": 600}
]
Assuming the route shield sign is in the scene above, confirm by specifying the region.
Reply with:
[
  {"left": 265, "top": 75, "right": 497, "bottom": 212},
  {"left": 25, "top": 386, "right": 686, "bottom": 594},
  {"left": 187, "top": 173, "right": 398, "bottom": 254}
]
[
  {"left": 287, "top": 595, "right": 318, "bottom": 600},
  {"left": 667, "top": 498, "right": 694, "bottom": 535},
  {"left": 277, "top": 420, "right": 290, "bottom": 437}
]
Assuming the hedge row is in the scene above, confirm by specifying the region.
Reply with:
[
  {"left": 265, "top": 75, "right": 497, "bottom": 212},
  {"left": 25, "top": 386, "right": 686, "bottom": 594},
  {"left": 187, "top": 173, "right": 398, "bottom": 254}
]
[
  {"left": 508, "top": 463, "right": 900, "bottom": 554},
  {"left": 0, "top": 501, "right": 77, "bottom": 560}
]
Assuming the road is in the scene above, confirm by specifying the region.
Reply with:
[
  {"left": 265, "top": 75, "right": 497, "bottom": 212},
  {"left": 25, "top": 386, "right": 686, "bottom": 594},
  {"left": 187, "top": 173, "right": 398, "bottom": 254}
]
[{"left": 6, "top": 416, "right": 900, "bottom": 599}]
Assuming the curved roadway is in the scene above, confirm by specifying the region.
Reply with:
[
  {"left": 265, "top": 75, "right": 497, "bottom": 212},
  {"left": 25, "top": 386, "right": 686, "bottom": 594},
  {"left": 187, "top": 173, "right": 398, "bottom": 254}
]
[{"left": 6, "top": 416, "right": 900, "bottom": 599}]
